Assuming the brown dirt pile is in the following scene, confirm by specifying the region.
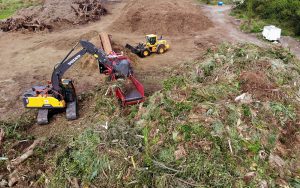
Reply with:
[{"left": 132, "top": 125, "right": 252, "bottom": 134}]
[
  {"left": 110, "top": 0, "right": 213, "bottom": 35},
  {"left": 0, "top": 0, "right": 107, "bottom": 32},
  {"left": 239, "top": 71, "right": 282, "bottom": 100}
]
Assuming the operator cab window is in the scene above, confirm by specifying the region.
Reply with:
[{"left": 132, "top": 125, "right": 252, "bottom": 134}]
[{"left": 147, "top": 36, "right": 156, "bottom": 45}]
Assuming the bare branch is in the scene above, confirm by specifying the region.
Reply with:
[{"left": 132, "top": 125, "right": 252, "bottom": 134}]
[{"left": 11, "top": 139, "right": 42, "bottom": 167}]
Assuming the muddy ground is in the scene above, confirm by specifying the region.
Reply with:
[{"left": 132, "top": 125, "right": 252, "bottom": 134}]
[{"left": 0, "top": 0, "right": 299, "bottom": 134}]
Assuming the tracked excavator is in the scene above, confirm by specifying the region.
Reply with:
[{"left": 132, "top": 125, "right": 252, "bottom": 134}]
[{"left": 23, "top": 40, "right": 144, "bottom": 125}]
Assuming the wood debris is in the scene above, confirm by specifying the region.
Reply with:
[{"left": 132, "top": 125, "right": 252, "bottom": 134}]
[
  {"left": 0, "top": 128, "right": 4, "bottom": 146},
  {"left": 11, "top": 139, "right": 42, "bottom": 167},
  {"left": 0, "top": 17, "right": 52, "bottom": 32},
  {"left": 8, "top": 169, "right": 19, "bottom": 187},
  {"left": 71, "top": 0, "right": 107, "bottom": 24}
]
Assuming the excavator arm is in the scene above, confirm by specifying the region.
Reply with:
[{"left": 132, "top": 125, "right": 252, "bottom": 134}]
[
  {"left": 51, "top": 40, "right": 132, "bottom": 93},
  {"left": 51, "top": 47, "right": 86, "bottom": 92}
]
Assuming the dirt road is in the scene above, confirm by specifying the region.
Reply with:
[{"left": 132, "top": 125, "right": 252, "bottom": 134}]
[{"left": 0, "top": 0, "right": 299, "bottom": 122}]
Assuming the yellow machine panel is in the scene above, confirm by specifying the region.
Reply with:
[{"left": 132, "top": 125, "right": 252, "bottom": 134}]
[{"left": 25, "top": 96, "right": 66, "bottom": 108}]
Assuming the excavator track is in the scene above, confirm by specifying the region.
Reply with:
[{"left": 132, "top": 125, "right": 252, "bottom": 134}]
[
  {"left": 66, "top": 101, "right": 77, "bottom": 120},
  {"left": 37, "top": 109, "right": 49, "bottom": 125}
]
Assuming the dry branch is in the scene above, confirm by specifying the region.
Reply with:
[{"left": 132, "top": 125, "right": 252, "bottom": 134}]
[
  {"left": 11, "top": 139, "right": 42, "bottom": 167},
  {"left": 0, "top": 128, "right": 4, "bottom": 146},
  {"left": 72, "top": 0, "right": 107, "bottom": 24},
  {"left": 8, "top": 169, "right": 19, "bottom": 187}
]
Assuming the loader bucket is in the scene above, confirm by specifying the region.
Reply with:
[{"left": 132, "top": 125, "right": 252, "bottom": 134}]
[{"left": 125, "top": 44, "right": 140, "bottom": 54}]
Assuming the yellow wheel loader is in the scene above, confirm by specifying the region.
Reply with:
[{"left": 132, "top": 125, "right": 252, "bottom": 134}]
[{"left": 125, "top": 34, "right": 170, "bottom": 58}]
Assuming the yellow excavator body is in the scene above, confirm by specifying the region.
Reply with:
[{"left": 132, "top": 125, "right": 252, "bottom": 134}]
[{"left": 25, "top": 95, "right": 66, "bottom": 108}]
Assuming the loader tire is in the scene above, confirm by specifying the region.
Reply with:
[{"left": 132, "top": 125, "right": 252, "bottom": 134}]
[
  {"left": 157, "top": 45, "right": 166, "bottom": 54},
  {"left": 140, "top": 49, "right": 150, "bottom": 58}
]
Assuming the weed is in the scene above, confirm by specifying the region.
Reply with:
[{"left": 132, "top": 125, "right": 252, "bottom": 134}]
[
  {"left": 95, "top": 96, "right": 116, "bottom": 115},
  {"left": 0, "top": 110, "right": 36, "bottom": 139},
  {"left": 212, "top": 120, "right": 225, "bottom": 136},
  {"left": 246, "top": 140, "right": 261, "bottom": 153},
  {"left": 267, "top": 133, "right": 277, "bottom": 148},
  {"left": 143, "top": 126, "right": 152, "bottom": 166},
  {"left": 163, "top": 98, "right": 192, "bottom": 119},
  {"left": 267, "top": 47, "right": 295, "bottom": 63},
  {"left": 50, "top": 129, "right": 110, "bottom": 187},
  {"left": 181, "top": 151, "right": 237, "bottom": 187},
  {"left": 154, "top": 175, "right": 169, "bottom": 188},
  {"left": 163, "top": 76, "right": 185, "bottom": 91},
  {"left": 128, "top": 105, "right": 139, "bottom": 119},
  {"left": 242, "top": 104, "right": 252, "bottom": 118},
  {"left": 158, "top": 147, "right": 175, "bottom": 162},
  {"left": 202, "top": 60, "right": 216, "bottom": 77},
  {"left": 269, "top": 102, "right": 296, "bottom": 125},
  {"left": 289, "top": 178, "right": 300, "bottom": 188},
  {"left": 178, "top": 124, "right": 192, "bottom": 141},
  {"left": 240, "top": 19, "right": 266, "bottom": 33},
  {"left": 226, "top": 104, "right": 240, "bottom": 126},
  {"left": 188, "top": 83, "right": 239, "bottom": 103}
]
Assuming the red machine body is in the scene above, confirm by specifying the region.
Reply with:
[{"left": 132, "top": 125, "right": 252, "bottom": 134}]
[{"left": 106, "top": 52, "right": 145, "bottom": 106}]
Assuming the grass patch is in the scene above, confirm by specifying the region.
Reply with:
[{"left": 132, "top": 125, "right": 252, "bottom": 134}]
[
  {"left": 0, "top": 0, "right": 41, "bottom": 19},
  {"left": 50, "top": 129, "right": 110, "bottom": 187}
]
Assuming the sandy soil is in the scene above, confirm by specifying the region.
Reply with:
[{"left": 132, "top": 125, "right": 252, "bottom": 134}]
[
  {"left": 280, "top": 36, "right": 300, "bottom": 59},
  {"left": 0, "top": 0, "right": 299, "bottom": 126}
]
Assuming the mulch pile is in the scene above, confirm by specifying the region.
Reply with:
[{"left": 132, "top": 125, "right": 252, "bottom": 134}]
[{"left": 110, "top": 0, "right": 213, "bottom": 36}]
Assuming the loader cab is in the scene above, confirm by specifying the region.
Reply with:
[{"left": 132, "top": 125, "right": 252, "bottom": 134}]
[{"left": 146, "top": 34, "right": 157, "bottom": 46}]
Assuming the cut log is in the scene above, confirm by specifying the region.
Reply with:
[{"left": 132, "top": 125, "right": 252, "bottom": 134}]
[{"left": 99, "top": 33, "right": 113, "bottom": 54}]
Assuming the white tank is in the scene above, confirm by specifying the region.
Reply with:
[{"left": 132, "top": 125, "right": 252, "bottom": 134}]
[{"left": 262, "top": 25, "right": 281, "bottom": 41}]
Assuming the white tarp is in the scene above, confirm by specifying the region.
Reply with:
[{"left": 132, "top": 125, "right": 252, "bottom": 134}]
[{"left": 262, "top": 25, "right": 281, "bottom": 41}]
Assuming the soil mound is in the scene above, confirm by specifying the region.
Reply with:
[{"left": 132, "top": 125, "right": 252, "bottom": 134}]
[
  {"left": 0, "top": 0, "right": 107, "bottom": 32},
  {"left": 110, "top": 0, "right": 213, "bottom": 35},
  {"left": 240, "top": 71, "right": 282, "bottom": 100}
]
